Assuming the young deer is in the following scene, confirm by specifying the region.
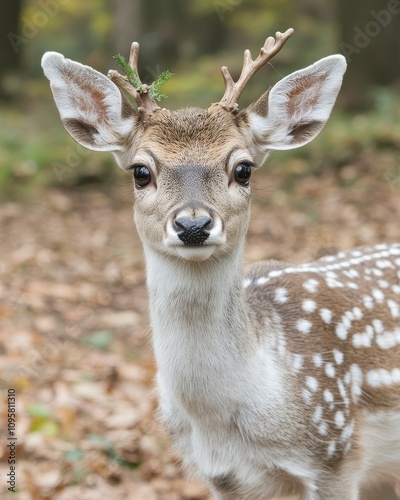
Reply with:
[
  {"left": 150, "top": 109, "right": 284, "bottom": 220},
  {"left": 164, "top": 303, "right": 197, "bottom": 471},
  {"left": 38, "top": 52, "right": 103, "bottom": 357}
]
[{"left": 42, "top": 29, "right": 400, "bottom": 499}]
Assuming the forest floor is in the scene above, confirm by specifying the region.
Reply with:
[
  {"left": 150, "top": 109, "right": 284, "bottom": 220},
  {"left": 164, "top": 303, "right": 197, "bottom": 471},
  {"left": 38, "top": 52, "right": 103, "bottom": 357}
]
[{"left": 1, "top": 148, "right": 400, "bottom": 499}]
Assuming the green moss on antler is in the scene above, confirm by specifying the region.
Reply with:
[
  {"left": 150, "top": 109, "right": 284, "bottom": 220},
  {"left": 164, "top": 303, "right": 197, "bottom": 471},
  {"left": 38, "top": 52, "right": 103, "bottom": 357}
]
[
  {"left": 113, "top": 54, "right": 143, "bottom": 91},
  {"left": 149, "top": 70, "right": 174, "bottom": 101},
  {"left": 113, "top": 54, "right": 174, "bottom": 102}
]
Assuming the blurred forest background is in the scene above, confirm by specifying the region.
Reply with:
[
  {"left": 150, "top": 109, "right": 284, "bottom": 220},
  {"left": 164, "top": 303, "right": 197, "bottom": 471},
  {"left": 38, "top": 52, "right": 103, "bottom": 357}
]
[
  {"left": 1, "top": 1, "right": 400, "bottom": 499},
  {"left": 0, "top": 0, "right": 400, "bottom": 191}
]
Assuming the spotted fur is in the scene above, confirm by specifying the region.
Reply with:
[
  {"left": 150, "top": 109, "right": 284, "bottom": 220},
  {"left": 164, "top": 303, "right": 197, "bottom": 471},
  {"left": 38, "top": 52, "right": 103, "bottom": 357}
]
[{"left": 245, "top": 244, "right": 400, "bottom": 467}]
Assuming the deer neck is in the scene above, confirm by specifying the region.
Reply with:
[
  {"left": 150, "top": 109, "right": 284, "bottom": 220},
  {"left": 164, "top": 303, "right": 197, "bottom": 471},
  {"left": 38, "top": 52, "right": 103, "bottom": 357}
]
[{"left": 143, "top": 243, "right": 260, "bottom": 418}]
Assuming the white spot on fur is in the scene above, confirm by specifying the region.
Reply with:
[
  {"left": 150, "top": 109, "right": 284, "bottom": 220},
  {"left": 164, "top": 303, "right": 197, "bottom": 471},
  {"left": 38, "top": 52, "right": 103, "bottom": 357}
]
[
  {"left": 350, "top": 364, "right": 363, "bottom": 399},
  {"left": 341, "top": 419, "right": 355, "bottom": 442},
  {"left": 313, "top": 405, "right": 323, "bottom": 423},
  {"left": 375, "top": 329, "right": 400, "bottom": 349},
  {"left": 376, "top": 259, "right": 393, "bottom": 269},
  {"left": 269, "top": 270, "right": 283, "bottom": 278},
  {"left": 352, "top": 306, "right": 363, "bottom": 320},
  {"left": 333, "top": 349, "right": 344, "bottom": 365},
  {"left": 387, "top": 299, "right": 400, "bottom": 318},
  {"left": 352, "top": 324, "right": 374, "bottom": 348},
  {"left": 325, "top": 363, "right": 335, "bottom": 378},
  {"left": 293, "top": 354, "right": 304, "bottom": 372},
  {"left": 313, "top": 353, "right": 323, "bottom": 368},
  {"left": 274, "top": 287, "right": 288, "bottom": 304},
  {"left": 336, "top": 323, "right": 348, "bottom": 340},
  {"left": 392, "top": 284, "right": 400, "bottom": 294},
  {"left": 326, "top": 277, "right": 344, "bottom": 288},
  {"left": 337, "top": 379, "right": 349, "bottom": 406},
  {"left": 324, "top": 389, "right": 334, "bottom": 403},
  {"left": 302, "top": 298, "right": 317, "bottom": 313},
  {"left": 306, "top": 376, "right": 319, "bottom": 392},
  {"left": 363, "top": 295, "right": 374, "bottom": 310},
  {"left": 343, "top": 269, "right": 359, "bottom": 279},
  {"left": 335, "top": 411, "right": 345, "bottom": 428},
  {"left": 372, "top": 319, "right": 384, "bottom": 334},
  {"left": 320, "top": 308, "right": 332, "bottom": 324},
  {"left": 318, "top": 421, "right": 328, "bottom": 435},
  {"left": 371, "top": 288, "right": 385, "bottom": 303},
  {"left": 327, "top": 440, "right": 336, "bottom": 458},
  {"left": 256, "top": 277, "right": 268, "bottom": 286},
  {"left": 342, "top": 315, "right": 352, "bottom": 328},
  {"left": 322, "top": 255, "right": 336, "bottom": 262},
  {"left": 296, "top": 319, "right": 312, "bottom": 334},
  {"left": 303, "top": 278, "right": 319, "bottom": 293},
  {"left": 366, "top": 368, "right": 400, "bottom": 387},
  {"left": 243, "top": 278, "right": 252, "bottom": 288}
]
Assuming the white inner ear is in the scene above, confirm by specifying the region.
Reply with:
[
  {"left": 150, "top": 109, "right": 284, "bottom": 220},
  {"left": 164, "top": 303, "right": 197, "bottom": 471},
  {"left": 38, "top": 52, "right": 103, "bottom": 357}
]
[
  {"left": 41, "top": 52, "right": 135, "bottom": 152},
  {"left": 248, "top": 55, "right": 346, "bottom": 155}
]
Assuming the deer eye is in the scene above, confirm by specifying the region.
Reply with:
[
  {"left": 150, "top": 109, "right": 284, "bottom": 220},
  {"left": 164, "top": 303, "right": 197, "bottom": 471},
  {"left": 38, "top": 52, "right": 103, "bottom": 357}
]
[
  {"left": 133, "top": 165, "right": 151, "bottom": 188},
  {"left": 234, "top": 163, "right": 252, "bottom": 186}
]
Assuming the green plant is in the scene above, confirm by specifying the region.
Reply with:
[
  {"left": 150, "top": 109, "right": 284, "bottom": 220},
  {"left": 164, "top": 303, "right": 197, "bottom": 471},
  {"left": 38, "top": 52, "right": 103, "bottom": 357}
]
[{"left": 112, "top": 54, "right": 174, "bottom": 102}]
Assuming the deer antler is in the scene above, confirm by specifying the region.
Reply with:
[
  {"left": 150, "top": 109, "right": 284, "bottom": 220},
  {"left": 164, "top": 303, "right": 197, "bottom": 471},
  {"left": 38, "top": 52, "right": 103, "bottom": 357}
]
[
  {"left": 108, "top": 42, "right": 160, "bottom": 120},
  {"left": 217, "top": 28, "right": 294, "bottom": 113}
]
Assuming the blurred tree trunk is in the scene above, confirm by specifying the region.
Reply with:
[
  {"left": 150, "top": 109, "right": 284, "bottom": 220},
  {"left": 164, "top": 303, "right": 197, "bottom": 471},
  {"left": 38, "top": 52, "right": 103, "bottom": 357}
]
[
  {"left": 140, "top": 0, "right": 227, "bottom": 75},
  {"left": 111, "top": 0, "right": 141, "bottom": 58},
  {"left": 337, "top": 0, "right": 400, "bottom": 111},
  {"left": 111, "top": 0, "right": 227, "bottom": 82},
  {"left": 0, "top": 0, "right": 23, "bottom": 99}
]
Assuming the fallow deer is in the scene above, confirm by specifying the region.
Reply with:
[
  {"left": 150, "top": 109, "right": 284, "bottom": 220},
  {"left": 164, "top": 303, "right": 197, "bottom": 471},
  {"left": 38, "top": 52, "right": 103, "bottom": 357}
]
[{"left": 42, "top": 29, "right": 400, "bottom": 499}]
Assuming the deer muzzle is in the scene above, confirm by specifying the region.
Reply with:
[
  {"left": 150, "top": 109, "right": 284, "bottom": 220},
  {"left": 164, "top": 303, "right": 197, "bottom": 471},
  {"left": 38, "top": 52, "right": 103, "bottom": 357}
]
[{"left": 173, "top": 216, "right": 213, "bottom": 245}]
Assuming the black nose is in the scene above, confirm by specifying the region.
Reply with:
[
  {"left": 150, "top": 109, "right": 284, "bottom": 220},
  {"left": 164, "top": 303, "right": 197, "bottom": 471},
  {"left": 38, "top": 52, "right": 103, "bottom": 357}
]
[{"left": 174, "top": 216, "right": 212, "bottom": 245}]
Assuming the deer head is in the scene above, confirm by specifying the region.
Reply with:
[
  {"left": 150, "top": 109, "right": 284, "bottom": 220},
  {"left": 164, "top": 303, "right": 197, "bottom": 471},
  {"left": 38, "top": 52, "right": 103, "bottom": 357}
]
[{"left": 42, "top": 29, "right": 346, "bottom": 262}]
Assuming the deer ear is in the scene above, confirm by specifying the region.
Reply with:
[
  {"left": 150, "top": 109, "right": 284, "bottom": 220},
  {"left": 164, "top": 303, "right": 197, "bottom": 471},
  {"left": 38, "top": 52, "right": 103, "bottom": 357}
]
[
  {"left": 41, "top": 52, "right": 136, "bottom": 153},
  {"left": 245, "top": 55, "right": 346, "bottom": 161}
]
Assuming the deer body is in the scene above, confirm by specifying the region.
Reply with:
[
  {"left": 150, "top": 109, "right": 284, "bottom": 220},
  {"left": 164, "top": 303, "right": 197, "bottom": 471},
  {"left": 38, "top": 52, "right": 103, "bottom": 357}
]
[
  {"left": 147, "top": 245, "right": 318, "bottom": 499},
  {"left": 148, "top": 239, "right": 400, "bottom": 499},
  {"left": 41, "top": 30, "right": 400, "bottom": 499}
]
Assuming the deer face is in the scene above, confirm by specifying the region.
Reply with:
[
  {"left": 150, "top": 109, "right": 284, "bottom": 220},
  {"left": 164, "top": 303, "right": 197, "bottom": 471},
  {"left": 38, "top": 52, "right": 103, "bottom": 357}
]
[
  {"left": 41, "top": 30, "right": 346, "bottom": 262},
  {"left": 128, "top": 106, "right": 254, "bottom": 261}
]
